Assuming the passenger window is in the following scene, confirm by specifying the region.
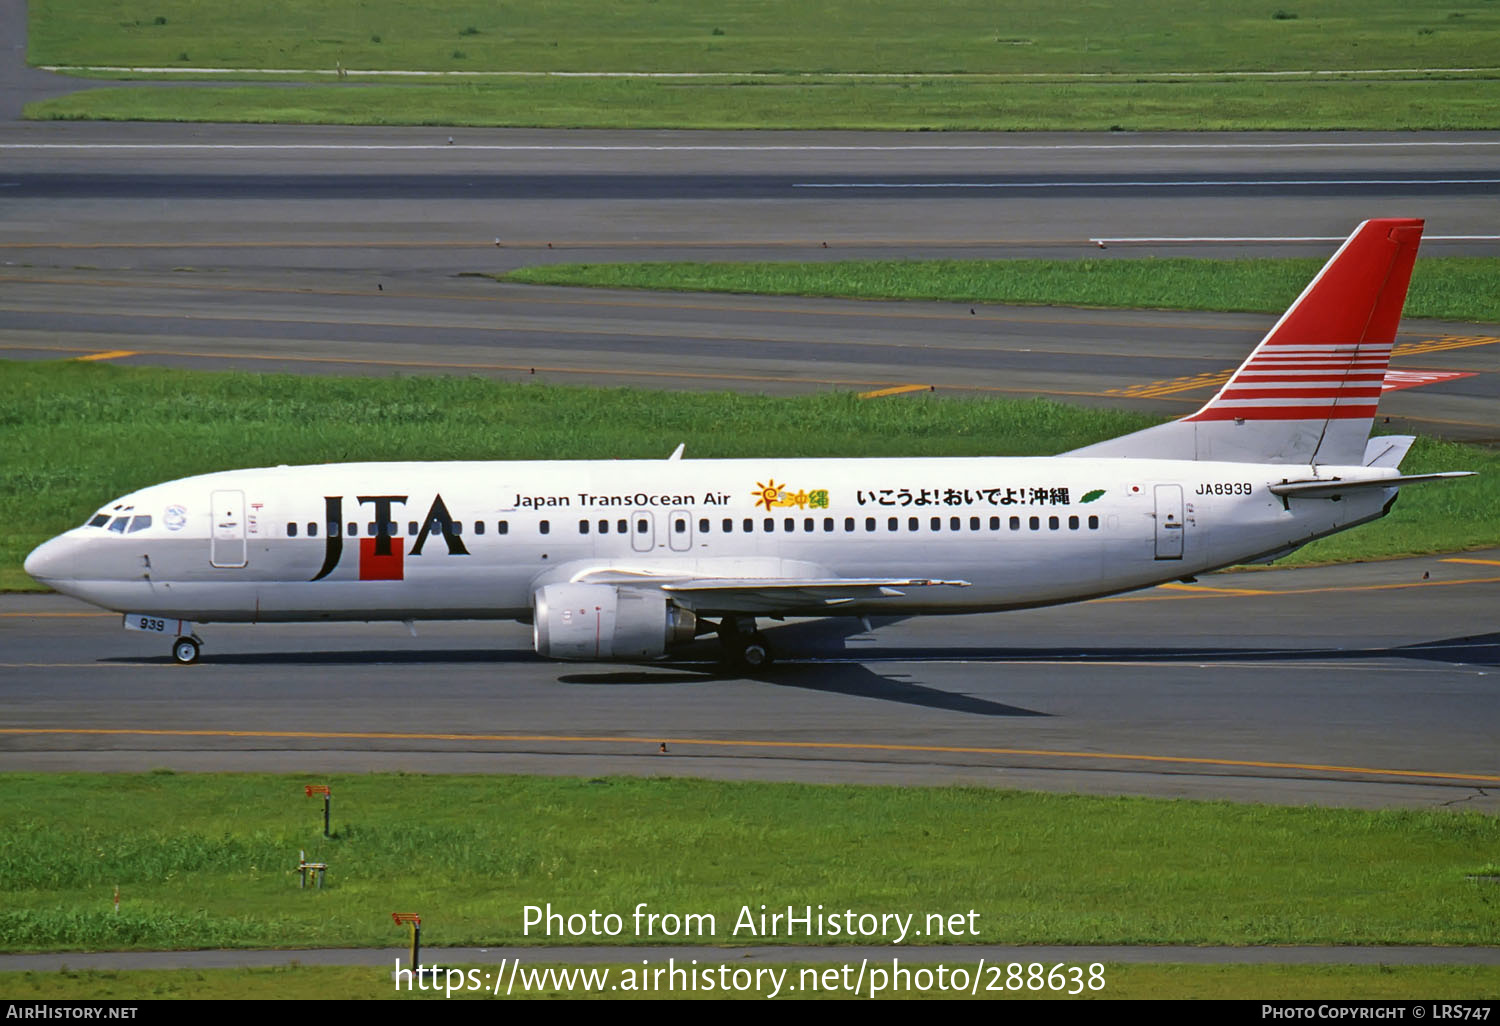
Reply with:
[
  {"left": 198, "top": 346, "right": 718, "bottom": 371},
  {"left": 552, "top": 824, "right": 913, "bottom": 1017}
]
[
  {"left": 1029, "top": 516, "right": 1040, "bottom": 530},
  {"left": 950, "top": 517, "right": 960, "bottom": 531},
  {"left": 308, "top": 522, "right": 318, "bottom": 537},
  {"left": 1068, "top": 515, "right": 1079, "bottom": 530},
  {"left": 723, "top": 518, "right": 733, "bottom": 533},
  {"left": 328, "top": 520, "right": 340, "bottom": 537},
  {"left": 1048, "top": 516, "right": 1059, "bottom": 530},
  {"left": 908, "top": 517, "right": 919, "bottom": 531},
  {"left": 599, "top": 520, "right": 609, "bottom": 534},
  {"left": 743, "top": 518, "right": 754, "bottom": 532},
  {"left": 803, "top": 517, "right": 814, "bottom": 532},
  {"left": 451, "top": 522, "right": 462, "bottom": 536},
  {"left": 636, "top": 519, "right": 647, "bottom": 533},
  {"left": 347, "top": 522, "right": 357, "bottom": 537},
  {"left": 1088, "top": 515, "right": 1100, "bottom": 530},
  {"left": 930, "top": 516, "right": 940, "bottom": 531},
  {"left": 764, "top": 518, "right": 775, "bottom": 533},
  {"left": 698, "top": 518, "right": 709, "bottom": 533},
  {"left": 407, "top": 521, "right": 418, "bottom": 535},
  {"left": 498, "top": 520, "right": 509, "bottom": 535},
  {"left": 579, "top": 520, "right": 590, "bottom": 534},
  {"left": 287, "top": 522, "right": 298, "bottom": 537},
  {"left": 785, "top": 517, "right": 795, "bottom": 532},
  {"left": 824, "top": 518, "right": 834, "bottom": 532},
  {"left": 970, "top": 516, "right": 980, "bottom": 531},
  {"left": 617, "top": 519, "right": 627, "bottom": 534},
  {"left": 1009, "top": 516, "right": 1020, "bottom": 531},
  {"left": 887, "top": 517, "right": 898, "bottom": 531},
  {"left": 539, "top": 520, "right": 549, "bottom": 535},
  {"left": 367, "top": 522, "right": 377, "bottom": 536},
  {"left": 845, "top": 517, "right": 855, "bottom": 532},
  {"left": 676, "top": 518, "right": 688, "bottom": 534},
  {"left": 865, "top": 517, "right": 876, "bottom": 532},
  {"left": 474, "top": 521, "right": 485, "bottom": 536}
]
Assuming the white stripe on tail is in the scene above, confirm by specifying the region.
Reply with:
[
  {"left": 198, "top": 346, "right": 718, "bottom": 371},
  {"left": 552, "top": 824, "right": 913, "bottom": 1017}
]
[{"left": 1066, "top": 218, "right": 1424, "bottom": 465}]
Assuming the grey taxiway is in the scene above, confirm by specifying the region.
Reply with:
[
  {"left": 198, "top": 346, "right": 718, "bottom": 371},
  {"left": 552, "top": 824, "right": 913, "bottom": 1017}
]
[{"left": 1, "top": 120, "right": 1497, "bottom": 809}]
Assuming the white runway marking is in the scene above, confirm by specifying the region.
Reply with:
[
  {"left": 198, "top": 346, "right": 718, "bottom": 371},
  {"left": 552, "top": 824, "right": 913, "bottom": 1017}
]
[
  {"left": 795, "top": 178, "right": 1500, "bottom": 189},
  {"left": 38, "top": 64, "right": 1500, "bottom": 80},
  {"left": 5, "top": 141, "right": 1500, "bottom": 153},
  {"left": 1089, "top": 234, "right": 1500, "bottom": 244}
]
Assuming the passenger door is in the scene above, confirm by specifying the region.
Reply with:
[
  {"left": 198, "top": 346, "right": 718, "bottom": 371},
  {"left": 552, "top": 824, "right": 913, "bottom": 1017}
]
[
  {"left": 210, "top": 489, "right": 248, "bottom": 568},
  {"left": 630, "top": 510, "right": 655, "bottom": 553}
]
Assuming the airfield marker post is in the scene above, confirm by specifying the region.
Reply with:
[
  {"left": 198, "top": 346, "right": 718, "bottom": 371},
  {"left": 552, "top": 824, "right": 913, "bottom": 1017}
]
[
  {"left": 304, "top": 783, "right": 331, "bottom": 837},
  {"left": 393, "top": 913, "right": 422, "bottom": 969}
]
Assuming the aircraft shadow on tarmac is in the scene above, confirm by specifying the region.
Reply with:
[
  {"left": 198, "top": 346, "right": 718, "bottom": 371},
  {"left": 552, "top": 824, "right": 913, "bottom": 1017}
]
[
  {"left": 103, "top": 620, "right": 1498, "bottom": 721},
  {"left": 781, "top": 633, "right": 1500, "bottom": 669},
  {"left": 556, "top": 663, "right": 1047, "bottom": 718}
]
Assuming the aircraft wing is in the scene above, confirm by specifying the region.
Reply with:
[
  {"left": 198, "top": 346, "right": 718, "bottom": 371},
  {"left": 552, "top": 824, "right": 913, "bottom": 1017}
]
[
  {"left": 661, "top": 576, "right": 970, "bottom": 613},
  {"left": 568, "top": 568, "right": 970, "bottom": 613}
]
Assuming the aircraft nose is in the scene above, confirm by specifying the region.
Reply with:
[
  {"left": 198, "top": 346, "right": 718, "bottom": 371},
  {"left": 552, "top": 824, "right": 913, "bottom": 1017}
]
[{"left": 24, "top": 533, "right": 84, "bottom": 583}]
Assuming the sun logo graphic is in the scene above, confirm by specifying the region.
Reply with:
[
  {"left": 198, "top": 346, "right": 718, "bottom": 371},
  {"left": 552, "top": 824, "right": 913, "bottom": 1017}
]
[{"left": 753, "top": 479, "right": 829, "bottom": 511}]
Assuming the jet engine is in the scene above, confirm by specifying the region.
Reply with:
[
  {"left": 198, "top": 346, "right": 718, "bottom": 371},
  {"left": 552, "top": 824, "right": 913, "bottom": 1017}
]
[{"left": 532, "top": 582, "right": 697, "bottom": 661}]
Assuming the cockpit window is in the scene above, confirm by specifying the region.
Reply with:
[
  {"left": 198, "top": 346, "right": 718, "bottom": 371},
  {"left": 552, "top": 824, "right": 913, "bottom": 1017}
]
[
  {"left": 127, "top": 515, "right": 152, "bottom": 533},
  {"left": 87, "top": 514, "right": 110, "bottom": 528},
  {"left": 108, "top": 517, "right": 128, "bottom": 533}
]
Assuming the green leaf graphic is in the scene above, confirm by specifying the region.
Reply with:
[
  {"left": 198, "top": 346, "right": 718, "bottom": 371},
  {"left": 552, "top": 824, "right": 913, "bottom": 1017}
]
[{"left": 1080, "top": 489, "right": 1106, "bottom": 503}]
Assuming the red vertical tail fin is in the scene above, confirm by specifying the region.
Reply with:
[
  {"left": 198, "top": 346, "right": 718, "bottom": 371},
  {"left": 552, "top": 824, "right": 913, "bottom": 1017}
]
[
  {"left": 1067, "top": 219, "right": 1423, "bottom": 465},
  {"left": 1185, "top": 218, "right": 1422, "bottom": 443}
]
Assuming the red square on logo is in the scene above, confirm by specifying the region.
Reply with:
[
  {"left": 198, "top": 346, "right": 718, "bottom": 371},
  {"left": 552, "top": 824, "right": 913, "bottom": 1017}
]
[{"left": 359, "top": 537, "right": 404, "bottom": 580}]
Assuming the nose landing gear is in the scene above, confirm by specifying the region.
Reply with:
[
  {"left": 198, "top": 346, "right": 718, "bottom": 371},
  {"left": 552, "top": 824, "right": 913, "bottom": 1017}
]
[{"left": 171, "top": 635, "right": 203, "bottom": 665}]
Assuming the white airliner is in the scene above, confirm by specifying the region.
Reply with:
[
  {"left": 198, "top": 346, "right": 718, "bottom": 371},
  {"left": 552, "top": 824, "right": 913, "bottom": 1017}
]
[{"left": 25, "top": 218, "right": 1471, "bottom": 667}]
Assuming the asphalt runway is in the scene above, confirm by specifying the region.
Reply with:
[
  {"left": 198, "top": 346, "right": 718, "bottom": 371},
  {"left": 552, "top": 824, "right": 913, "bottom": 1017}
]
[
  {"left": 4, "top": 550, "right": 1498, "bottom": 810},
  {"left": 2, "top": 123, "right": 1498, "bottom": 441}
]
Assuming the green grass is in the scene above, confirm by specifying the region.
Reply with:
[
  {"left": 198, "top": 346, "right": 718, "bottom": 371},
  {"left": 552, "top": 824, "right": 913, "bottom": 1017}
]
[
  {"left": 4, "top": 360, "right": 1496, "bottom": 590},
  {"left": 3, "top": 774, "right": 1499, "bottom": 953},
  {"left": 502, "top": 257, "right": 1500, "bottom": 324},
  {"left": 29, "top": 0, "right": 1500, "bottom": 74},
  {"left": 25, "top": 0, "right": 1500, "bottom": 130},
  {"left": 25, "top": 77, "right": 1500, "bottom": 131},
  {"left": 5, "top": 964, "right": 1499, "bottom": 1000}
]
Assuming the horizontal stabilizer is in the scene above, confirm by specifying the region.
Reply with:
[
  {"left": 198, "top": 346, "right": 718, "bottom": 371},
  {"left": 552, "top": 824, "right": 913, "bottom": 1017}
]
[
  {"left": 1268, "top": 472, "right": 1473, "bottom": 499},
  {"left": 1362, "top": 435, "right": 1415, "bottom": 468}
]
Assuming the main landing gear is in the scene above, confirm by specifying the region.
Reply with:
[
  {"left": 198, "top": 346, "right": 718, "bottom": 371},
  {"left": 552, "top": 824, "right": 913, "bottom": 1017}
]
[
  {"left": 171, "top": 634, "right": 204, "bottom": 665},
  {"left": 716, "top": 616, "right": 773, "bottom": 670}
]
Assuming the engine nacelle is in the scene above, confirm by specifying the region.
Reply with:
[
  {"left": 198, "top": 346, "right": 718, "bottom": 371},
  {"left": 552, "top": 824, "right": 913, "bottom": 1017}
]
[{"left": 532, "top": 583, "right": 697, "bottom": 661}]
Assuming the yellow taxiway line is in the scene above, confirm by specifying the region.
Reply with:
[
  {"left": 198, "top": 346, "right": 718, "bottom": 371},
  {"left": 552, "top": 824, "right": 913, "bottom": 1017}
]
[
  {"left": 69, "top": 349, "right": 138, "bottom": 362},
  {"left": 1105, "top": 573, "right": 1500, "bottom": 602},
  {"left": 858, "top": 384, "right": 932, "bottom": 399},
  {"left": 1, "top": 727, "right": 1494, "bottom": 785}
]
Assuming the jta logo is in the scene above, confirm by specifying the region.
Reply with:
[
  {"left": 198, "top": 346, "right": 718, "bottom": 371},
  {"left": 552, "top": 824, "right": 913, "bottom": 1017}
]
[{"left": 310, "top": 494, "right": 469, "bottom": 582}]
